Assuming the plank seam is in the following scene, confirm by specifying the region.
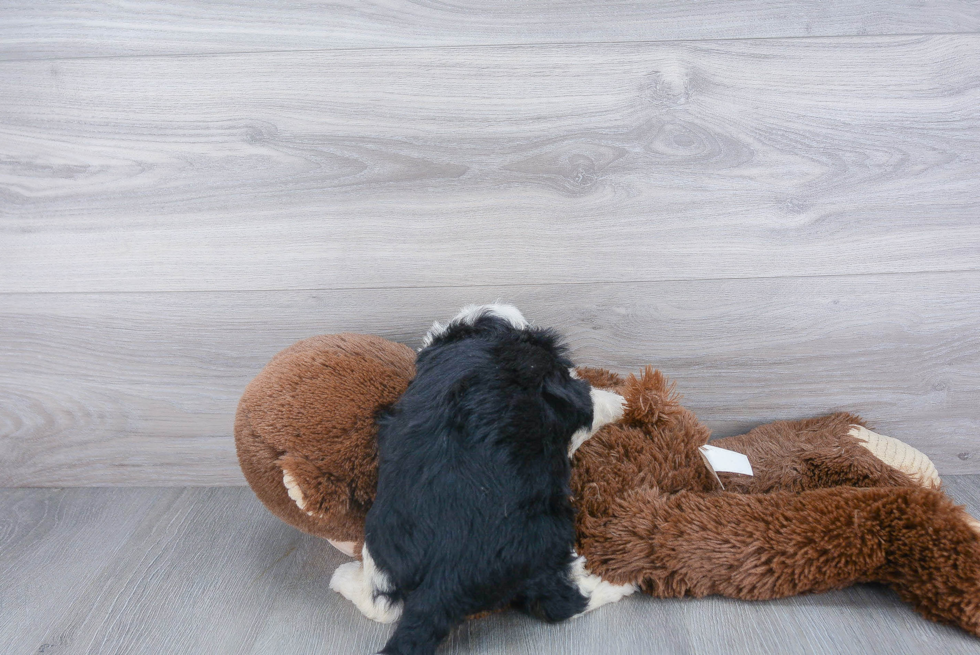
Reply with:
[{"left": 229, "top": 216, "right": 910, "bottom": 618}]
[
  {"left": 1, "top": 31, "right": 978, "bottom": 64},
  {"left": 0, "top": 267, "right": 977, "bottom": 297}
]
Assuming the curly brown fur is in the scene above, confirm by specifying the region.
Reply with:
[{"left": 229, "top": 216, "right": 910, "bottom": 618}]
[
  {"left": 571, "top": 364, "right": 980, "bottom": 636},
  {"left": 573, "top": 367, "right": 628, "bottom": 395},
  {"left": 572, "top": 367, "right": 718, "bottom": 524},
  {"left": 575, "top": 485, "right": 980, "bottom": 635}
]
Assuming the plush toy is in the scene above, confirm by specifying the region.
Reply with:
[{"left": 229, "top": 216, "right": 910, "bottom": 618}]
[{"left": 235, "top": 333, "right": 980, "bottom": 638}]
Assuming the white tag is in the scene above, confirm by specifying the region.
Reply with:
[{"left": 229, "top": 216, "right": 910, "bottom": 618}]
[{"left": 699, "top": 445, "right": 753, "bottom": 489}]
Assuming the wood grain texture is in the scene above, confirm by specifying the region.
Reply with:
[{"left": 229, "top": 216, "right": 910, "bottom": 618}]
[
  {"left": 2, "top": 36, "right": 979, "bottom": 293},
  {"left": 3, "top": 485, "right": 980, "bottom": 654},
  {"left": 2, "top": 270, "right": 978, "bottom": 486},
  {"left": 1, "top": 1, "right": 979, "bottom": 60}
]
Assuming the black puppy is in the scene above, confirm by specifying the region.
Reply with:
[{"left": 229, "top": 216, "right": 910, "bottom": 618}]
[{"left": 331, "top": 304, "right": 631, "bottom": 655}]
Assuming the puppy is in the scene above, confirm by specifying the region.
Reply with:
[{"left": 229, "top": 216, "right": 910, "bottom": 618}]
[{"left": 330, "top": 304, "right": 634, "bottom": 654}]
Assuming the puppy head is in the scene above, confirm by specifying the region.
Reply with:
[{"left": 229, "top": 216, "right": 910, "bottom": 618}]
[
  {"left": 420, "top": 303, "right": 528, "bottom": 350},
  {"left": 419, "top": 303, "right": 594, "bottom": 445}
]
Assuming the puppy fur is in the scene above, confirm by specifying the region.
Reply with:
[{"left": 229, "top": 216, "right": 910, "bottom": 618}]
[{"left": 360, "top": 305, "right": 608, "bottom": 654}]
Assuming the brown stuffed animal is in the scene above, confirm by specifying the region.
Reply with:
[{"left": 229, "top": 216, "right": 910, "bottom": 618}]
[{"left": 235, "top": 333, "right": 980, "bottom": 637}]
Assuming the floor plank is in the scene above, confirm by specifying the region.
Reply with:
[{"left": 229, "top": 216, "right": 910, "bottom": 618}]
[
  {"left": 0, "top": 488, "right": 164, "bottom": 653},
  {"left": 2, "top": 485, "right": 980, "bottom": 654},
  {"left": 2, "top": 271, "right": 978, "bottom": 486},
  {"left": 1, "top": 1, "right": 979, "bottom": 60},
  {"left": 2, "top": 36, "right": 979, "bottom": 292}
]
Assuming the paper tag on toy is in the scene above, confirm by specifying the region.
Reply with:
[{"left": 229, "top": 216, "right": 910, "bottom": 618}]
[{"left": 699, "top": 445, "right": 753, "bottom": 489}]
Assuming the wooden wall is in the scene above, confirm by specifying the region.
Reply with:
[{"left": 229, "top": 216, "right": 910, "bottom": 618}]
[{"left": 1, "top": 2, "right": 978, "bottom": 484}]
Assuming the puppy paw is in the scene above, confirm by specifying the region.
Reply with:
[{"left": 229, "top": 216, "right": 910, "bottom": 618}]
[
  {"left": 329, "top": 562, "right": 402, "bottom": 624},
  {"left": 569, "top": 555, "right": 637, "bottom": 615},
  {"left": 282, "top": 470, "right": 313, "bottom": 515},
  {"left": 849, "top": 426, "right": 941, "bottom": 489},
  {"left": 329, "top": 561, "right": 362, "bottom": 594}
]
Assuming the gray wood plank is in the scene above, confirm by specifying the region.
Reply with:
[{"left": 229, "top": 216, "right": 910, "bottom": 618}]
[
  {"left": 0, "top": 488, "right": 164, "bottom": 653},
  {"left": 0, "top": 488, "right": 308, "bottom": 654},
  {"left": 2, "top": 270, "right": 978, "bottom": 486},
  {"left": 1, "top": 1, "right": 979, "bottom": 60},
  {"left": 2, "top": 485, "right": 980, "bottom": 654},
  {"left": 2, "top": 36, "right": 979, "bottom": 293}
]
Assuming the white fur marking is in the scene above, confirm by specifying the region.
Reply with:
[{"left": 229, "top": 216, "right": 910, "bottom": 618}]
[
  {"left": 329, "top": 545, "right": 403, "bottom": 623},
  {"left": 420, "top": 303, "right": 528, "bottom": 349},
  {"left": 569, "top": 389, "right": 626, "bottom": 457},
  {"left": 590, "top": 388, "right": 626, "bottom": 433},
  {"left": 568, "top": 428, "right": 590, "bottom": 457},
  {"left": 569, "top": 554, "right": 637, "bottom": 616}
]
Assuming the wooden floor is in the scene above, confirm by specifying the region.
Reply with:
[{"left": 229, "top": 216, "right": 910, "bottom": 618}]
[{"left": 2, "top": 478, "right": 980, "bottom": 655}]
